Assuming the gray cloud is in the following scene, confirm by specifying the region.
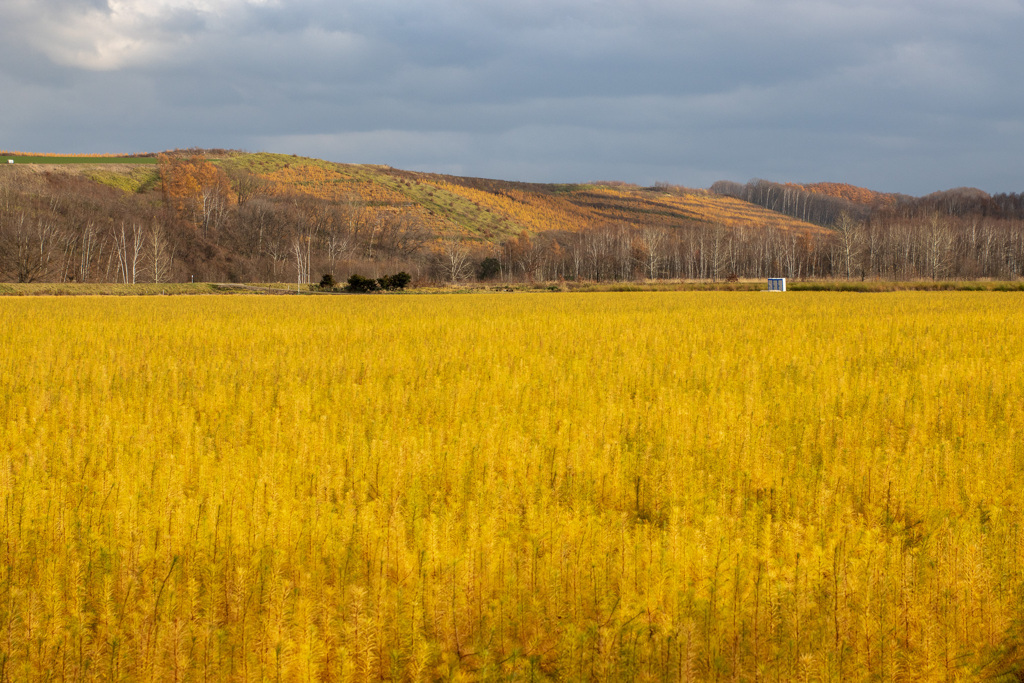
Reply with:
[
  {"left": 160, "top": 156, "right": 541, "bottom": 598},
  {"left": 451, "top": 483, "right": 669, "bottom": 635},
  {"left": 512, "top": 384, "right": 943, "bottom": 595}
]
[{"left": 1, "top": 0, "right": 1022, "bottom": 194}]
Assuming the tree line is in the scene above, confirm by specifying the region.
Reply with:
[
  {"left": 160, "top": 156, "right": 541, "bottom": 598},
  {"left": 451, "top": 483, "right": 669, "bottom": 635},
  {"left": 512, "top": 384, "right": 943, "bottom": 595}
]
[
  {"left": 711, "top": 178, "right": 1024, "bottom": 227},
  {"left": 2, "top": 161, "right": 1022, "bottom": 285},
  {"left": 475, "top": 214, "right": 1024, "bottom": 282}
]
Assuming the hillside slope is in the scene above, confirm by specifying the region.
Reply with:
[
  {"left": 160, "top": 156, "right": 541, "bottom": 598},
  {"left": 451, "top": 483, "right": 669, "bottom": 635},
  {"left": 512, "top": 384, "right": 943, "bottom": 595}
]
[
  {"left": 5, "top": 150, "right": 826, "bottom": 240},
  {"left": 214, "top": 152, "right": 826, "bottom": 240}
]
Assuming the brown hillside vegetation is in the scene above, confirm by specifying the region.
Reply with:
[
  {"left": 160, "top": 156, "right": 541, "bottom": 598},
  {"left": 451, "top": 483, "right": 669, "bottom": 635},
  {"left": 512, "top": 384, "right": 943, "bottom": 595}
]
[
  {"left": 2, "top": 150, "right": 1023, "bottom": 284},
  {"left": 218, "top": 153, "right": 825, "bottom": 240},
  {"left": 792, "top": 182, "right": 902, "bottom": 207}
]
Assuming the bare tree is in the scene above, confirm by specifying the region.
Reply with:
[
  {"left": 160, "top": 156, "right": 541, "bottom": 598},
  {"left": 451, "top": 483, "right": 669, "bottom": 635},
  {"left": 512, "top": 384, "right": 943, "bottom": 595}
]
[
  {"left": 149, "top": 222, "right": 174, "bottom": 283},
  {"left": 112, "top": 221, "right": 146, "bottom": 284},
  {"left": 708, "top": 223, "right": 726, "bottom": 281},
  {"left": 832, "top": 211, "right": 863, "bottom": 279},
  {"left": 198, "top": 185, "right": 229, "bottom": 238},
  {"left": 439, "top": 237, "right": 473, "bottom": 283},
  {"left": 263, "top": 221, "right": 291, "bottom": 281},
  {"left": 639, "top": 225, "right": 666, "bottom": 279},
  {"left": 923, "top": 214, "right": 953, "bottom": 280},
  {"left": 563, "top": 232, "right": 585, "bottom": 281},
  {"left": 0, "top": 212, "right": 60, "bottom": 283},
  {"left": 292, "top": 235, "right": 313, "bottom": 285},
  {"left": 374, "top": 212, "right": 432, "bottom": 261}
]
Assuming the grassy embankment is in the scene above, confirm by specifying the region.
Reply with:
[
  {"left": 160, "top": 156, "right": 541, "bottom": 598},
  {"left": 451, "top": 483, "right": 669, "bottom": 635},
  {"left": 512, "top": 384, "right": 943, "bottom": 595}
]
[
  {"left": 1, "top": 280, "right": 1023, "bottom": 295},
  {"left": 0, "top": 283, "right": 245, "bottom": 296}
]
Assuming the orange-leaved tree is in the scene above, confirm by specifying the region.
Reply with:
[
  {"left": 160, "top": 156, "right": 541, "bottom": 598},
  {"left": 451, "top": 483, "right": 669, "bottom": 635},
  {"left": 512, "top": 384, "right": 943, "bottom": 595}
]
[{"left": 158, "top": 154, "right": 232, "bottom": 236}]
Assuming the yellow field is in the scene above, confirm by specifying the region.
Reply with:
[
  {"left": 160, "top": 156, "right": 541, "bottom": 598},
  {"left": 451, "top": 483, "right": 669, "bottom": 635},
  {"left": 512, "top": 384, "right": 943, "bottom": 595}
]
[{"left": 1, "top": 293, "right": 1023, "bottom": 681}]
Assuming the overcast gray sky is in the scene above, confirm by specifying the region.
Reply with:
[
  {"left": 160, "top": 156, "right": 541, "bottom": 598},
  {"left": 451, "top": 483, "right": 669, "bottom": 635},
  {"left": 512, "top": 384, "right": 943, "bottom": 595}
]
[{"left": 1, "top": 0, "right": 1022, "bottom": 195}]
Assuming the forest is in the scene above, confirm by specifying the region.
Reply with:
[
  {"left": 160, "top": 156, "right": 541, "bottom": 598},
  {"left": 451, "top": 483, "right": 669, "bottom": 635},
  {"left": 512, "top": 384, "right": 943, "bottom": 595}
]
[{"left": 1, "top": 151, "right": 1022, "bottom": 285}]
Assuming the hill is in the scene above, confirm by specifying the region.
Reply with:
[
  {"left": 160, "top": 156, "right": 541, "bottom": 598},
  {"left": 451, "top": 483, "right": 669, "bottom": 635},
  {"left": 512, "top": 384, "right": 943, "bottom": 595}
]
[
  {"left": 2, "top": 150, "right": 1022, "bottom": 285},
  {"left": 209, "top": 152, "right": 826, "bottom": 240},
  {"left": 8, "top": 150, "right": 825, "bottom": 238}
]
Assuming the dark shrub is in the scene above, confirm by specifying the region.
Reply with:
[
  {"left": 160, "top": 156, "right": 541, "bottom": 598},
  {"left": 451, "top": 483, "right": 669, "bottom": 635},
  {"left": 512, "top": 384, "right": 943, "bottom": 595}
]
[
  {"left": 477, "top": 257, "right": 501, "bottom": 281},
  {"left": 384, "top": 271, "right": 411, "bottom": 290},
  {"left": 346, "top": 274, "right": 380, "bottom": 292},
  {"left": 319, "top": 273, "right": 336, "bottom": 290}
]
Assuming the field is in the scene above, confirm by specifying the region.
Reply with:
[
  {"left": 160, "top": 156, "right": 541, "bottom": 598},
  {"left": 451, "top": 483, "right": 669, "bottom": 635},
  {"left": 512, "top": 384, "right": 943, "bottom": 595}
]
[{"left": 1, "top": 293, "right": 1023, "bottom": 681}]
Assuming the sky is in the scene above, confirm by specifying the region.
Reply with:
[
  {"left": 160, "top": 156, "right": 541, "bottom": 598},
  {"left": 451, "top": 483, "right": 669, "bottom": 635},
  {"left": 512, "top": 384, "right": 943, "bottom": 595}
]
[{"left": 1, "top": 0, "right": 1022, "bottom": 195}]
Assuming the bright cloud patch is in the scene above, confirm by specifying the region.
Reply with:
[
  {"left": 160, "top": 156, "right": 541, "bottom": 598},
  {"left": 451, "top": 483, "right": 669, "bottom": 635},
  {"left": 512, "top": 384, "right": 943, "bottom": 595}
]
[{"left": 10, "top": 0, "right": 276, "bottom": 70}]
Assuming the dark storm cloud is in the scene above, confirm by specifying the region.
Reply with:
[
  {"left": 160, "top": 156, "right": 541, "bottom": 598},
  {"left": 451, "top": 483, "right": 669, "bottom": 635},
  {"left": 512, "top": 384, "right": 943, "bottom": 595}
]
[{"left": 1, "top": 0, "right": 1022, "bottom": 194}]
